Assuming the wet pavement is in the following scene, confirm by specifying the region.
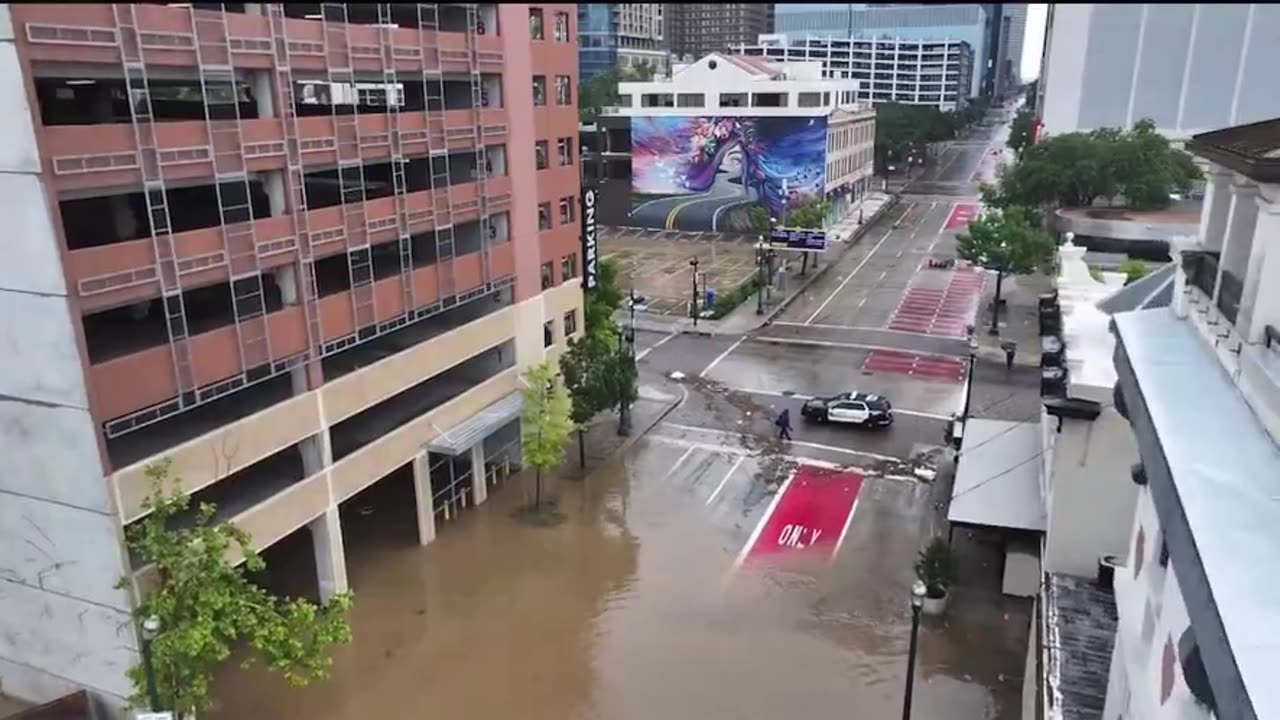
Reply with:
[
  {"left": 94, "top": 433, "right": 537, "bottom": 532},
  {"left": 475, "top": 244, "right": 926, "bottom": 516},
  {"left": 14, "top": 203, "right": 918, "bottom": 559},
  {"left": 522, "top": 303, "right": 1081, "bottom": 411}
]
[
  {"left": 208, "top": 373, "right": 1027, "bottom": 720},
  {"left": 204, "top": 112, "right": 1031, "bottom": 720}
]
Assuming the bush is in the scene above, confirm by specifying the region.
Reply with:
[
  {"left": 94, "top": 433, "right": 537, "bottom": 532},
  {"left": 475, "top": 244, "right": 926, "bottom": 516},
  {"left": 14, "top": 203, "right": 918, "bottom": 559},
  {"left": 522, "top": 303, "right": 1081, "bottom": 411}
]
[
  {"left": 1119, "top": 258, "right": 1150, "bottom": 285},
  {"left": 915, "top": 537, "right": 956, "bottom": 598},
  {"left": 710, "top": 279, "right": 759, "bottom": 319}
]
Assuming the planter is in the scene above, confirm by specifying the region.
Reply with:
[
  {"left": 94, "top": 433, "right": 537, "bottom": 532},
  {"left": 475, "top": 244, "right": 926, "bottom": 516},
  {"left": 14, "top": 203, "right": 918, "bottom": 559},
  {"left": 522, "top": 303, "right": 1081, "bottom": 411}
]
[{"left": 922, "top": 590, "right": 949, "bottom": 616}]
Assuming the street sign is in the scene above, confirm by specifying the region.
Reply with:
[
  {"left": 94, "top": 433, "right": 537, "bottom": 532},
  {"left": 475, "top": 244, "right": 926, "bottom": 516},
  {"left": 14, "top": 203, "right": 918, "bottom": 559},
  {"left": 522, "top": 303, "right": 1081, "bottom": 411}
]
[
  {"left": 768, "top": 226, "right": 827, "bottom": 252},
  {"left": 580, "top": 187, "right": 598, "bottom": 291}
]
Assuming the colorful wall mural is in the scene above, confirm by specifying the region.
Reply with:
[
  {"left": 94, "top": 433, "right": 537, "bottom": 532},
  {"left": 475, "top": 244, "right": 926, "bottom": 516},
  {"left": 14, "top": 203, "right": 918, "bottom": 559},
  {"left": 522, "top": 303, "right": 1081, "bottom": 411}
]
[{"left": 629, "top": 115, "right": 829, "bottom": 232}]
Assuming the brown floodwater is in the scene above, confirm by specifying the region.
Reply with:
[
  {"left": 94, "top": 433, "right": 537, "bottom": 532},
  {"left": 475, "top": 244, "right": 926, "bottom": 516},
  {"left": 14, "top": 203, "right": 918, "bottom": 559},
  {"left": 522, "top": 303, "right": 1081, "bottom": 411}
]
[{"left": 207, "top": 436, "right": 1027, "bottom": 720}]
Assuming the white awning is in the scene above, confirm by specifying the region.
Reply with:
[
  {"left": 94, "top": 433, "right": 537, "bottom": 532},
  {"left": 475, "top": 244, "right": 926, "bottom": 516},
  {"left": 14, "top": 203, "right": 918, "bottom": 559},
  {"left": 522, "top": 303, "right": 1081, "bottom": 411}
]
[
  {"left": 948, "top": 418, "right": 1045, "bottom": 532},
  {"left": 425, "top": 392, "right": 522, "bottom": 456}
]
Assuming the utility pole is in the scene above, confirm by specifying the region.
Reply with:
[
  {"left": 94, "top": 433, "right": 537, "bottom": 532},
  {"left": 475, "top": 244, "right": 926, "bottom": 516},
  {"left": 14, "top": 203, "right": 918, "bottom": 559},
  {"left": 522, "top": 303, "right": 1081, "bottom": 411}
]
[{"left": 689, "top": 257, "right": 700, "bottom": 327}]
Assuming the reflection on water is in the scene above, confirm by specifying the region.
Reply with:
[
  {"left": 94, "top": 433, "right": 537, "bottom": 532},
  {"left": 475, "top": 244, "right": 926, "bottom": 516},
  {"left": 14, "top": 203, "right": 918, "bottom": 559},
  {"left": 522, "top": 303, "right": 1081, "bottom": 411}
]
[{"left": 208, "top": 441, "right": 1024, "bottom": 720}]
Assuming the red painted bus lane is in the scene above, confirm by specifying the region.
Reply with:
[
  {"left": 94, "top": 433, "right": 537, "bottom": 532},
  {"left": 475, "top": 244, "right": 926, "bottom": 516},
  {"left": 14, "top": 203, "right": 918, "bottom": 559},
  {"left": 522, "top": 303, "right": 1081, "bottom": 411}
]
[
  {"left": 943, "top": 202, "right": 981, "bottom": 231},
  {"left": 738, "top": 464, "right": 865, "bottom": 564}
]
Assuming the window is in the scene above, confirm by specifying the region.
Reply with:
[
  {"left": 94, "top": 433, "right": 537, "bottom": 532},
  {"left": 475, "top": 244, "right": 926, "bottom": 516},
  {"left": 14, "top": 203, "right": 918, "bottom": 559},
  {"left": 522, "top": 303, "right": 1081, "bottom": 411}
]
[
  {"left": 563, "top": 309, "right": 578, "bottom": 337},
  {"left": 751, "top": 92, "right": 787, "bottom": 108},
  {"left": 557, "top": 137, "right": 573, "bottom": 165},
  {"left": 529, "top": 8, "right": 544, "bottom": 40},
  {"left": 641, "top": 93, "right": 674, "bottom": 108},
  {"left": 719, "top": 92, "right": 747, "bottom": 108},
  {"left": 532, "top": 76, "right": 546, "bottom": 106},
  {"left": 538, "top": 202, "right": 552, "bottom": 231},
  {"left": 541, "top": 260, "right": 554, "bottom": 290},
  {"left": 559, "top": 196, "right": 575, "bottom": 224},
  {"left": 562, "top": 253, "right": 578, "bottom": 280},
  {"left": 553, "top": 11, "right": 569, "bottom": 42},
  {"left": 616, "top": 93, "right": 632, "bottom": 107},
  {"left": 555, "top": 75, "right": 571, "bottom": 105},
  {"left": 676, "top": 93, "right": 705, "bottom": 108},
  {"left": 543, "top": 320, "right": 554, "bottom": 347},
  {"left": 535, "top": 140, "right": 549, "bottom": 170},
  {"left": 797, "top": 92, "right": 822, "bottom": 107}
]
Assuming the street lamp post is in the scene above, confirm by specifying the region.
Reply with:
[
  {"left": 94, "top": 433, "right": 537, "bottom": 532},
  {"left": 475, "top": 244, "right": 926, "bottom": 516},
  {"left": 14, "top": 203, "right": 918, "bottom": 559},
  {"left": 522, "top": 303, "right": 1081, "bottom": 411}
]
[
  {"left": 756, "top": 239, "right": 766, "bottom": 315},
  {"left": 618, "top": 288, "right": 637, "bottom": 436},
  {"left": 902, "top": 580, "right": 927, "bottom": 720},
  {"left": 689, "top": 257, "right": 700, "bottom": 328},
  {"left": 140, "top": 615, "right": 162, "bottom": 712},
  {"left": 963, "top": 337, "right": 978, "bottom": 422}
]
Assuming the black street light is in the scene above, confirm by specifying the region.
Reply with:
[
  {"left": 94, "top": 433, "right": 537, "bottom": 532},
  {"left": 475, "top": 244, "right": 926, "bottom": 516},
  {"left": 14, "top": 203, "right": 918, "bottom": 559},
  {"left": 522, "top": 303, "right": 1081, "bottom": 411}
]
[
  {"left": 140, "top": 615, "right": 162, "bottom": 712},
  {"left": 618, "top": 288, "right": 638, "bottom": 437},
  {"left": 902, "top": 580, "right": 927, "bottom": 720},
  {"left": 689, "top": 257, "right": 700, "bottom": 328},
  {"left": 962, "top": 337, "right": 978, "bottom": 422},
  {"left": 756, "top": 239, "right": 767, "bottom": 315}
]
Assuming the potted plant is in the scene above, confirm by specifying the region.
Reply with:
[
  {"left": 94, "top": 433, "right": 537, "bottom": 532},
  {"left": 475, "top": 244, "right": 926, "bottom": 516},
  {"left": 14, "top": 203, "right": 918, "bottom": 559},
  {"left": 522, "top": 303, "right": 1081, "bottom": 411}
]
[{"left": 915, "top": 537, "right": 956, "bottom": 615}]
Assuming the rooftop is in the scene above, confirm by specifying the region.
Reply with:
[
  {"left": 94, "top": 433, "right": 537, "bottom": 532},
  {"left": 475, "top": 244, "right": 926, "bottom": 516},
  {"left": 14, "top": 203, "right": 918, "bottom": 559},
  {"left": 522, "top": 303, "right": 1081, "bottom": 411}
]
[
  {"left": 1044, "top": 573, "right": 1118, "bottom": 720},
  {"left": 1187, "top": 117, "right": 1280, "bottom": 183},
  {"left": 1113, "top": 308, "right": 1280, "bottom": 720},
  {"left": 1095, "top": 263, "right": 1175, "bottom": 317},
  {"left": 1056, "top": 241, "right": 1127, "bottom": 395}
]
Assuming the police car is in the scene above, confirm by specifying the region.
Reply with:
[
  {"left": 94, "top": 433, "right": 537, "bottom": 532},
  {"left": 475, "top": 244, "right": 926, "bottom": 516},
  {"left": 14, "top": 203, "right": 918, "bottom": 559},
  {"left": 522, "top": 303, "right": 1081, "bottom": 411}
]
[{"left": 801, "top": 392, "right": 894, "bottom": 428}]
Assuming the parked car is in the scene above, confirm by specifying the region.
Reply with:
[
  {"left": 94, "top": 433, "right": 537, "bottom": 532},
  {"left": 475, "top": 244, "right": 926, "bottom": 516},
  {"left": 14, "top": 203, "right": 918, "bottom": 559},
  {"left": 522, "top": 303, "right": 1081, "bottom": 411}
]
[{"left": 801, "top": 392, "right": 894, "bottom": 428}]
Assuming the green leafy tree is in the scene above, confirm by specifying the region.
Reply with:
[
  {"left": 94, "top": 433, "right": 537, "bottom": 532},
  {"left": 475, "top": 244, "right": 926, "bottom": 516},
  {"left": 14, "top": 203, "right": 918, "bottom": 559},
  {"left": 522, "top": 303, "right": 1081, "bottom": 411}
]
[
  {"left": 579, "top": 69, "right": 619, "bottom": 122},
  {"left": 786, "top": 199, "right": 830, "bottom": 229},
  {"left": 746, "top": 206, "right": 771, "bottom": 236},
  {"left": 1119, "top": 258, "right": 1151, "bottom": 285},
  {"left": 560, "top": 330, "right": 618, "bottom": 468},
  {"left": 987, "top": 119, "right": 1199, "bottom": 213},
  {"left": 520, "top": 361, "right": 574, "bottom": 509},
  {"left": 620, "top": 61, "right": 657, "bottom": 82},
  {"left": 585, "top": 257, "right": 625, "bottom": 332},
  {"left": 956, "top": 207, "right": 1056, "bottom": 333},
  {"left": 120, "top": 460, "right": 352, "bottom": 719},
  {"left": 1007, "top": 107, "right": 1036, "bottom": 157}
]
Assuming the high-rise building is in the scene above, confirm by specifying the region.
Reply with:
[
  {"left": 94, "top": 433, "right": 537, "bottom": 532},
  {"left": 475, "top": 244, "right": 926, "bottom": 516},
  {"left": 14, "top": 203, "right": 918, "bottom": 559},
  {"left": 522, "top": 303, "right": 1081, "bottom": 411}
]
[
  {"left": 737, "top": 35, "right": 975, "bottom": 111},
  {"left": 578, "top": 4, "right": 669, "bottom": 82},
  {"left": 773, "top": 3, "right": 989, "bottom": 99},
  {"left": 997, "top": 4, "right": 1026, "bottom": 94},
  {"left": 0, "top": 2, "right": 583, "bottom": 710},
  {"left": 1038, "top": 4, "right": 1280, "bottom": 139},
  {"left": 667, "top": 4, "right": 774, "bottom": 60}
]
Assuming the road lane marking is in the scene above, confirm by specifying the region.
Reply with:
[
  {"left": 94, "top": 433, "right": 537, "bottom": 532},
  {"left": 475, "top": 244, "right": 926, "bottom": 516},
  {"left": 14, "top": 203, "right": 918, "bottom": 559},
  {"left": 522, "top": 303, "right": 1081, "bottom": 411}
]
[
  {"left": 803, "top": 218, "right": 904, "bottom": 325},
  {"left": 660, "top": 447, "right": 696, "bottom": 482},
  {"left": 857, "top": 297, "right": 867, "bottom": 308},
  {"left": 732, "top": 467, "right": 799, "bottom": 570},
  {"left": 832, "top": 495, "right": 863, "bottom": 561},
  {"left": 752, "top": 334, "right": 966, "bottom": 361},
  {"left": 739, "top": 464, "right": 865, "bottom": 562},
  {"left": 699, "top": 335, "right": 747, "bottom": 378},
  {"left": 771, "top": 321, "right": 961, "bottom": 340},
  {"left": 707, "top": 455, "right": 746, "bottom": 505},
  {"left": 657, "top": 423, "right": 905, "bottom": 460},
  {"left": 712, "top": 389, "right": 953, "bottom": 421},
  {"left": 636, "top": 330, "right": 678, "bottom": 361}
]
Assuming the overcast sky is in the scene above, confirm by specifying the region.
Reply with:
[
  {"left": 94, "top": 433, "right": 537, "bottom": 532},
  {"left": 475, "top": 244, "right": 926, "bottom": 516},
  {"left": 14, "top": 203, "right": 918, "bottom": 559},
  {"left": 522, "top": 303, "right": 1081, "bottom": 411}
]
[{"left": 1021, "top": 4, "right": 1047, "bottom": 80}]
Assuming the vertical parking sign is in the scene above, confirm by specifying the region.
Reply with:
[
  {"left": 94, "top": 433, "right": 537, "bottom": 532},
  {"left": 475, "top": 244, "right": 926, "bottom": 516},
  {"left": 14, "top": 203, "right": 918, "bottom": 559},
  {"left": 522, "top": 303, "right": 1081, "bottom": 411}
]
[{"left": 581, "top": 187, "right": 598, "bottom": 292}]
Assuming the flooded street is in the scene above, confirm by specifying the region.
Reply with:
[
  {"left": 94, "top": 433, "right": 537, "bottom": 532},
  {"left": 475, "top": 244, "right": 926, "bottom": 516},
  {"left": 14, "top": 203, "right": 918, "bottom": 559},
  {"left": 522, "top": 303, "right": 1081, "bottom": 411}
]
[{"left": 208, "top": 407, "right": 1028, "bottom": 720}]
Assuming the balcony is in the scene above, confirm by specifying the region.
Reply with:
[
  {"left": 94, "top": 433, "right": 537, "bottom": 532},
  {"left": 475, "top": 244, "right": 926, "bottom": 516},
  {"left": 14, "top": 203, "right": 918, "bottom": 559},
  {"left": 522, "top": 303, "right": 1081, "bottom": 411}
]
[
  {"left": 65, "top": 173, "right": 512, "bottom": 312},
  {"left": 15, "top": 4, "right": 503, "bottom": 72},
  {"left": 110, "top": 300, "right": 521, "bottom": 522}
]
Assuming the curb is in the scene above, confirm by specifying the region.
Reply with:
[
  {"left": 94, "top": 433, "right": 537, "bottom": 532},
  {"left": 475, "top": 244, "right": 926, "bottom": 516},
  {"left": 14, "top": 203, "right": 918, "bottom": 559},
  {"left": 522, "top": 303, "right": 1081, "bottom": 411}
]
[{"left": 576, "top": 381, "right": 686, "bottom": 482}]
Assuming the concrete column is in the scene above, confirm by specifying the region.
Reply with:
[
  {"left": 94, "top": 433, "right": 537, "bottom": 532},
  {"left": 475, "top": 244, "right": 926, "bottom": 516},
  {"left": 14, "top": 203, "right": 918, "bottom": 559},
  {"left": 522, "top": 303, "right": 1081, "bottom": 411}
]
[
  {"left": 298, "top": 431, "right": 331, "bottom": 476},
  {"left": 110, "top": 196, "right": 137, "bottom": 240},
  {"left": 250, "top": 70, "right": 275, "bottom": 119},
  {"left": 1242, "top": 203, "right": 1280, "bottom": 344},
  {"left": 1214, "top": 183, "right": 1259, "bottom": 302},
  {"left": 309, "top": 507, "right": 349, "bottom": 602},
  {"left": 276, "top": 262, "right": 299, "bottom": 305},
  {"left": 470, "top": 442, "right": 488, "bottom": 506},
  {"left": 412, "top": 450, "right": 437, "bottom": 546},
  {"left": 263, "top": 170, "right": 286, "bottom": 216},
  {"left": 1198, "top": 168, "right": 1234, "bottom": 252}
]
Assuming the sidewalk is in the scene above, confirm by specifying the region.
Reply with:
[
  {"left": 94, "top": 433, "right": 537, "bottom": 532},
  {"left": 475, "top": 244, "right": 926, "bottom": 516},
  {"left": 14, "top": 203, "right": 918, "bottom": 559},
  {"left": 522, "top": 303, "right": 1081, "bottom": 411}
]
[
  {"left": 973, "top": 271, "right": 1053, "bottom": 368},
  {"left": 623, "top": 191, "right": 898, "bottom": 336},
  {"left": 563, "top": 372, "right": 685, "bottom": 475}
]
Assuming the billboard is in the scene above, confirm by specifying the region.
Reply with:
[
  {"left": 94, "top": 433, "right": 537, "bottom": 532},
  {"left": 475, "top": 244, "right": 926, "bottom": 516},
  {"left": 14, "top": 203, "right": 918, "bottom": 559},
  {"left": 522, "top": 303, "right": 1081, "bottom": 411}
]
[
  {"left": 630, "top": 115, "right": 828, "bottom": 233},
  {"left": 769, "top": 226, "right": 827, "bottom": 252}
]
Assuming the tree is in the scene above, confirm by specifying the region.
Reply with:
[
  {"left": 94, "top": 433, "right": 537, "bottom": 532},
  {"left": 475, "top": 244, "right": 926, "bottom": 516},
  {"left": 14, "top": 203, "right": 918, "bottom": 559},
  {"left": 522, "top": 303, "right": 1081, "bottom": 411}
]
[
  {"left": 120, "top": 460, "right": 352, "bottom": 719},
  {"left": 746, "top": 206, "right": 771, "bottom": 236},
  {"left": 560, "top": 330, "right": 617, "bottom": 469},
  {"left": 956, "top": 207, "right": 1056, "bottom": 333},
  {"left": 786, "top": 198, "right": 830, "bottom": 229},
  {"left": 584, "top": 257, "right": 625, "bottom": 332},
  {"left": 579, "top": 69, "right": 619, "bottom": 122},
  {"left": 620, "top": 61, "right": 657, "bottom": 82},
  {"left": 1007, "top": 107, "right": 1036, "bottom": 157},
  {"left": 520, "top": 361, "right": 573, "bottom": 509},
  {"left": 1119, "top": 258, "right": 1151, "bottom": 285},
  {"left": 986, "top": 119, "right": 1200, "bottom": 214}
]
